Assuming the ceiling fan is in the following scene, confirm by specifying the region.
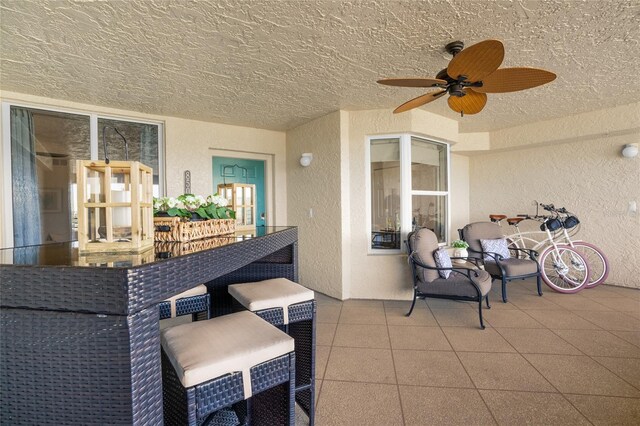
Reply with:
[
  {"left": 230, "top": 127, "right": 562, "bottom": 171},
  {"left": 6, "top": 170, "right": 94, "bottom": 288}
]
[{"left": 377, "top": 39, "right": 556, "bottom": 116}]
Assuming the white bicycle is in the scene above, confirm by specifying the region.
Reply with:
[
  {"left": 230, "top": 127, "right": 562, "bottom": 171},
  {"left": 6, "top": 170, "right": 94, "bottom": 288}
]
[{"left": 491, "top": 208, "right": 590, "bottom": 293}]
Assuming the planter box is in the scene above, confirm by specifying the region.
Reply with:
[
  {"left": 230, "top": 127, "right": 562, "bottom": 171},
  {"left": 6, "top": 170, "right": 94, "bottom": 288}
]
[{"left": 154, "top": 216, "right": 235, "bottom": 242}]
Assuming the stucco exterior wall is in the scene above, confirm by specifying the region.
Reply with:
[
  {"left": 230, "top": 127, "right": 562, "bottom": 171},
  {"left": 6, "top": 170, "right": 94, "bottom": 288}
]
[
  {"left": 286, "top": 111, "right": 344, "bottom": 298},
  {"left": 0, "top": 91, "right": 288, "bottom": 246},
  {"left": 469, "top": 104, "right": 640, "bottom": 288}
]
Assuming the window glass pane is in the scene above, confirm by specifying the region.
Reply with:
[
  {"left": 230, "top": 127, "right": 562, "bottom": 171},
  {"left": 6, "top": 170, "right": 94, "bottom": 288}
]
[
  {"left": 412, "top": 195, "right": 447, "bottom": 243},
  {"left": 411, "top": 137, "right": 447, "bottom": 191},
  {"left": 97, "top": 118, "right": 159, "bottom": 196},
  {"left": 10, "top": 107, "right": 90, "bottom": 246},
  {"left": 370, "top": 138, "right": 401, "bottom": 250}
]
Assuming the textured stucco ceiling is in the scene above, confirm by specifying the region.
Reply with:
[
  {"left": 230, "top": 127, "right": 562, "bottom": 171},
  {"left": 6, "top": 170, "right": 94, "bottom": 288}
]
[{"left": 1, "top": 0, "right": 639, "bottom": 132}]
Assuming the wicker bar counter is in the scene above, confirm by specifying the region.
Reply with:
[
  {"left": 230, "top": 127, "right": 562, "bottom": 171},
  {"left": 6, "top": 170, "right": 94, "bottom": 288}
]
[{"left": 0, "top": 226, "right": 298, "bottom": 425}]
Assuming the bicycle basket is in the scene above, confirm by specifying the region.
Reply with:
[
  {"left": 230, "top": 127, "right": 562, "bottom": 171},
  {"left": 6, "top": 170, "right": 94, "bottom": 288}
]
[
  {"left": 563, "top": 215, "right": 580, "bottom": 229},
  {"left": 540, "top": 218, "right": 563, "bottom": 232}
]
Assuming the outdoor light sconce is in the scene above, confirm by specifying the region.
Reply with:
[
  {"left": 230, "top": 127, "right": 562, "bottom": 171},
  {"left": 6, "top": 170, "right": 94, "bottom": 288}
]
[
  {"left": 300, "top": 153, "right": 313, "bottom": 167},
  {"left": 621, "top": 143, "right": 638, "bottom": 158}
]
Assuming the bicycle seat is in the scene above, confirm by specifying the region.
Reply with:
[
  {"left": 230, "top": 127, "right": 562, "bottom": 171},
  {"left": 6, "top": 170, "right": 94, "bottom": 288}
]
[
  {"left": 489, "top": 214, "right": 507, "bottom": 222},
  {"left": 507, "top": 217, "right": 525, "bottom": 225}
]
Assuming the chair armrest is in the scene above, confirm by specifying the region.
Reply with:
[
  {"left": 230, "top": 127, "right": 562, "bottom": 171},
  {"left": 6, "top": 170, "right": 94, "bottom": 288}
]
[
  {"left": 409, "top": 253, "right": 480, "bottom": 278},
  {"left": 508, "top": 247, "right": 539, "bottom": 259},
  {"left": 450, "top": 256, "right": 482, "bottom": 267}
]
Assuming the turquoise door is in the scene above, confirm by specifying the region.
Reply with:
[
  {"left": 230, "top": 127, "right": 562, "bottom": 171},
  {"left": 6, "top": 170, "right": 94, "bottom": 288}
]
[{"left": 212, "top": 157, "right": 266, "bottom": 226}]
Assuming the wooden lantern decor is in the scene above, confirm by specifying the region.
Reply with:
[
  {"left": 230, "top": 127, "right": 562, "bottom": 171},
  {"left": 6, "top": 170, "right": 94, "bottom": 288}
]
[{"left": 76, "top": 160, "right": 154, "bottom": 253}]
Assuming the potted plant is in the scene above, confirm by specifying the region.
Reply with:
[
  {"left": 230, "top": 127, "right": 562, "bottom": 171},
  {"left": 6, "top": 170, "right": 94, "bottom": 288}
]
[
  {"left": 451, "top": 239, "right": 470, "bottom": 263},
  {"left": 153, "top": 193, "right": 236, "bottom": 242}
]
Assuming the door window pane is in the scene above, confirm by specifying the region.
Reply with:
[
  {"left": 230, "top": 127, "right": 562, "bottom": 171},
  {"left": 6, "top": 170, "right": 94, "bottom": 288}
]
[
  {"left": 370, "top": 138, "right": 401, "bottom": 249},
  {"left": 411, "top": 137, "right": 447, "bottom": 191}
]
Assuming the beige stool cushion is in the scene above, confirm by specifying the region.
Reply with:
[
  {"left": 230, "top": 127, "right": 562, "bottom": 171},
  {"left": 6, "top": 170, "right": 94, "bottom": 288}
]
[
  {"left": 161, "top": 310, "right": 294, "bottom": 398},
  {"left": 228, "top": 278, "right": 314, "bottom": 324},
  {"left": 163, "top": 284, "right": 208, "bottom": 318}
]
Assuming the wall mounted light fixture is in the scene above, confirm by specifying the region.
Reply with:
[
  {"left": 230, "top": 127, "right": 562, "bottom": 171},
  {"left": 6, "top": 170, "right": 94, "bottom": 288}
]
[
  {"left": 621, "top": 143, "right": 639, "bottom": 158},
  {"left": 300, "top": 153, "right": 313, "bottom": 167}
]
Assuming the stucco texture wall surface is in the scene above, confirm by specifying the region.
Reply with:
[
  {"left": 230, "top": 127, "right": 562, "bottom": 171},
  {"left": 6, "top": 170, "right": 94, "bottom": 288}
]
[
  {"left": 470, "top": 128, "right": 640, "bottom": 288},
  {"left": 286, "top": 111, "right": 343, "bottom": 298}
]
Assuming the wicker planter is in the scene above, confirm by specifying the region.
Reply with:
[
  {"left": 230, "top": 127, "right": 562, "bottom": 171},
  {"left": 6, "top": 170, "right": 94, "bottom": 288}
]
[{"left": 154, "top": 216, "right": 235, "bottom": 242}]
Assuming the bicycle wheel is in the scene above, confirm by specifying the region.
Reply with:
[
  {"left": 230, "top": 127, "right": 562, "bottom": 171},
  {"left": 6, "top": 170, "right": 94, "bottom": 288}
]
[
  {"left": 539, "top": 245, "right": 589, "bottom": 293},
  {"left": 571, "top": 241, "right": 609, "bottom": 288}
]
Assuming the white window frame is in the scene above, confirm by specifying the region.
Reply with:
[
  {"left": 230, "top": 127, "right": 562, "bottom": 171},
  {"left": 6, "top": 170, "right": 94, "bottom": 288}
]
[
  {"left": 366, "top": 133, "right": 451, "bottom": 255},
  {"left": 1, "top": 101, "right": 165, "bottom": 248}
]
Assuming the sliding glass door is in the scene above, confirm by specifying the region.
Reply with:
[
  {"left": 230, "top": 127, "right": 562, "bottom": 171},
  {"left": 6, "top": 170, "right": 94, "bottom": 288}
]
[{"left": 2, "top": 104, "right": 163, "bottom": 248}]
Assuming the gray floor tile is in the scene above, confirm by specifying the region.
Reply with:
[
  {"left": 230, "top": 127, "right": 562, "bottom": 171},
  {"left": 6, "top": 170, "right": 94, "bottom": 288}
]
[
  {"left": 332, "top": 323, "right": 390, "bottom": 348},
  {"left": 495, "top": 328, "right": 582, "bottom": 355},
  {"left": 610, "top": 330, "right": 640, "bottom": 348},
  {"left": 393, "top": 350, "right": 474, "bottom": 388},
  {"left": 342, "top": 299, "right": 384, "bottom": 308},
  {"left": 552, "top": 329, "right": 640, "bottom": 358},
  {"left": 385, "top": 306, "right": 438, "bottom": 326},
  {"left": 388, "top": 325, "right": 452, "bottom": 350},
  {"left": 315, "top": 345, "right": 330, "bottom": 379},
  {"left": 400, "top": 386, "right": 496, "bottom": 426},
  {"left": 509, "top": 294, "right": 562, "bottom": 310},
  {"left": 524, "top": 354, "right": 640, "bottom": 397},
  {"left": 458, "top": 352, "right": 555, "bottom": 392},
  {"left": 480, "top": 389, "right": 590, "bottom": 425},
  {"left": 484, "top": 309, "right": 544, "bottom": 328},
  {"left": 324, "top": 347, "right": 396, "bottom": 384},
  {"left": 316, "top": 322, "right": 337, "bottom": 346},
  {"left": 316, "top": 381, "right": 403, "bottom": 426},
  {"left": 442, "top": 327, "right": 516, "bottom": 353},
  {"left": 547, "top": 294, "right": 613, "bottom": 311},
  {"left": 564, "top": 394, "right": 640, "bottom": 426},
  {"left": 592, "top": 356, "right": 640, "bottom": 389},
  {"left": 524, "top": 309, "right": 602, "bottom": 330},
  {"left": 572, "top": 310, "right": 640, "bottom": 331},
  {"left": 338, "top": 305, "right": 387, "bottom": 325},
  {"left": 593, "top": 296, "right": 640, "bottom": 312},
  {"left": 431, "top": 307, "right": 490, "bottom": 328},
  {"left": 316, "top": 305, "right": 341, "bottom": 323},
  {"left": 425, "top": 298, "right": 475, "bottom": 309}
]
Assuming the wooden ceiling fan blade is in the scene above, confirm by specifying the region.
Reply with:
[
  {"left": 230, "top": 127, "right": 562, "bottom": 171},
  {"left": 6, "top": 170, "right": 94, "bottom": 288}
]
[
  {"left": 447, "top": 39, "right": 504, "bottom": 82},
  {"left": 378, "top": 78, "right": 447, "bottom": 88},
  {"left": 393, "top": 90, "right": 446, "bottom": 113},
  {"left": 473, "top": 67, "right": 557, "bottom": 93},
  {"left": 447, "top": 89, "right": 487, "bottom": 115}
]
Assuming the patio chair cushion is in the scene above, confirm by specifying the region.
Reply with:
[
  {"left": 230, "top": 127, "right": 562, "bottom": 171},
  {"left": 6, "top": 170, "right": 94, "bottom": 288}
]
[
  {"left": 480, "top": 238, "right": 511, "bottom": 261},
  {"left": 484, "top": 258, "right": 538, "bottom": 277},
  {"left": 433, "top": 248, "right": 452, "bottom": 279},
  {"left": 410, "top": 228, "right": 440, "bottom": 282},
  {"left": 228, "top": 278, "right": 314, "bottom": 324},
  {"left": 163, "top": 284, "right": 208, "bottom": 318},
  {"left": 417, "top": 269, "right": 491, "bottom": 299},
  {"left": 461, "top": 222, "right": 503, "bottom": 259},
  {"left": 161, "top": 310, "right": 294, "bottom": 398}
]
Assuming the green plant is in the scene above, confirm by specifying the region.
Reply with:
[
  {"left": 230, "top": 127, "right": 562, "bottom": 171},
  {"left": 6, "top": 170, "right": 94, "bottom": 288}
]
[
  {"left": 153, "top": 193, "right": 236, "bottom": 220},
  {"left": 451, "top": 239, "right": 469, "bottom": 249}
]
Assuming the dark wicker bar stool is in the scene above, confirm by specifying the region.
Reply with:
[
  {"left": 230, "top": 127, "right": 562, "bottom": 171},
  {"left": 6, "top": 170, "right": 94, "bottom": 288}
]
[
  {"left": 161, "top": 310, "right": 296, "bottom": 426},
  {"left": 159, "top": 284, "right": 210, "bottom": 320},
  {"left": 228, "top": 278, "right": 316, "bottom": 425}
]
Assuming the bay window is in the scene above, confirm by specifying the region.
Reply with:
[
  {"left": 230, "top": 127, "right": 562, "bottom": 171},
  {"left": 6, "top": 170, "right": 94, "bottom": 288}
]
[{"left": 368, "top": 134, "right": 449, "bottom": 252}]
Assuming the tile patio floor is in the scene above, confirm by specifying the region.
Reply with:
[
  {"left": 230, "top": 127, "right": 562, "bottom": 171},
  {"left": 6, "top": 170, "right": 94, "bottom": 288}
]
[{"left": 311, "top": 280, "right": 640, "bottom": 425}]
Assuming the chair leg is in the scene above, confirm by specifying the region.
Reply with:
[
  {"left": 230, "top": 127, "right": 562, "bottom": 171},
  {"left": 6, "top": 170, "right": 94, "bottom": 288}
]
[
  {"left": 485, "top": 293, "right": 491, "bottom": 309},
  {"left": 405, "top": 289, "right": 418, "bottom": 317},
  {"left": 477, "top": 299, "right": 486, "bottom": 330},
  {"left": 501, "top": 278, "right": 508, "bottom": 303},
  {"left": 536, "top": 274, "right": 543, "bottom": 296}
]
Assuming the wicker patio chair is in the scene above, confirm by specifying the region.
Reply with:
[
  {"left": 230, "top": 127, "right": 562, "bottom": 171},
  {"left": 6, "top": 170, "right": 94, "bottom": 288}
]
[
  {"left": 406, "top": 228, "right": 492, "bottom": 329},
  {"left": 459, "top": 222, "right": 542, "bottom": 303}
]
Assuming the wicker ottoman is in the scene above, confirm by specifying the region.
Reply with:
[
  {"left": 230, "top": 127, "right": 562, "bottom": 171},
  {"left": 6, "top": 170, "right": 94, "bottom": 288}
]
[
  {"left": 161, "top": 311, "right": 296, "bottom": 425},
  {"left": 159, "top": 284, "right": 210, "bottom": 320},
  {"left": 228, "top": 278, "right": 316, "bottom": 425}
]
